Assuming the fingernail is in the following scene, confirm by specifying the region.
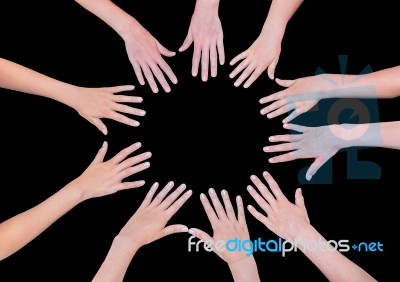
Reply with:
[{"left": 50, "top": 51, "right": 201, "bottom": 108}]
[
  {"left": 269, "top": 136, "right": 275, "bottom": 141},
  {"left": 102, "top": 141, "right": 107, "bottom": 147},
  {"left": 181, "top": 227, "right": 189, "bottom": 232},
  {"left": 247, "top": 205, "right": 253, "bottom": 210},
  {"left": 236, "top": 195, "right": 242, "bottom": 202},
  {"left": 260, "top": 109, "right": 266, "bottom": 115},
  {"left": 179, "top": 184, "right": 187, "bottom": 190},
  {"left": 200, "top": 193, "right": 206, "bottom": 199},
  {"left": 137, "top": 97, "right": 143, "bottom": 102},
  {"left": 139, "top": 180, "right": 145, "bottom": 186},
  {"left": 263, "top": 171, "right": 269, "bottom": 177},
  {"left": 168, "top": 181, "right": 174, "bottom": 187},
  {"left": 306, "top": 174, "right": 312, "bottom": 181},
  {"left": 259, "top": 98, "right": 264, "bottom": 104},
  {"left": 135, "top": 142, "right": 142, "bottom": 147},
  {"left": 244, "top": 83, "right": 249, "bottom": 88},
  {"left": 166, "top": 87, "right": 171, "bottom": 93},
  {"left": 267, "top": 114, "right": 272, "bottom": 119},
  {"left": 173, "top": 78, "right": 178, "bottom": 84},
  {"left": 133, "top": 121, "right": 140, "bottom": 127},
  {"left": 263, "top": 147, "right": 269, "bottom": 152},
  {"left": 250, "top": 175, "right": 256, "bottom": 180},
  {"left": 209, "top": 188, "right": 215, "bottom": 194},
  {"left": 128, "top": 85, "right": 135, "bottom": 90},
  {"left": 145, "top": 152, "right": 152, "bottom": 157},
  {"left": 247, "top": 185, "right": 253, "bottom": 191},
  {"left": 186, "top": 190, "right": 193, "bottom": 195},
  {"left": 140, "top": 110, "right": 146, "bottom": 116},
  {"left": 222, "top": 190, "right": 227, "bottom": 196},
  {"left": 102, "top": 129, "right": 107, "bottom": 135},
  {"left": 283, "top": 124, "right": 289, "bottom": 129},
  {"left": 188, "top": 229, "right": 196, "bottom": 235},
  {"left": 143, "top": 162, "right": 150, "bottom": 167},
  {"left": 234, "top": 82, "right": 239, "bottom": 87},
  {"left": 269, "top": 158, "right": 274, "bottom": 163}
]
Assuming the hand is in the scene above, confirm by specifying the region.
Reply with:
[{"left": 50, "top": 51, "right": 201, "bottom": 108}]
[
  {"left": 72, "top": 85, "right": 144, "bottom": 135},
  {"left": 118, "top": 182, "right": 192, "bottom": 248},
  {"left": 260, "top": 76, "right": 339, "bottom": 123},
  {"left": 265, "top": 124, "right": 344, "bottom": 180},
  {"left": 179, "top": 0, "right": 224, "bottom": 81},
  {"left": 247, "top": 171, "right": 310, "bottom": 242},
  {"left": 68, "top": 142, "right": 151, "bottom": 200},
  {"left": 229, "top": 32, "right": 280, "bottom": 88},
  {"left": 189, "top": 189, "right": 250, "bottom": 265},
  {"left": 122, "top": 20, "right": 178, "bottom": 93}
]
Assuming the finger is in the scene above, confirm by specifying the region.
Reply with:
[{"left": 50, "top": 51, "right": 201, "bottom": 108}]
[
  {"left": 283, "top": 123, "right": 309, "bottom": 133},
  {"left": 247, "top": 185, "right": 272, "bottom": 213},
  {"left": 259, "top": 89, "right": 287, "bottom": 104},
  {"left": 113, "top": 95, "right": 143, "bottom": 104},
  {"left": 234, "top": 64, "right": 256, "bottom": 87},
  {"left": 217, "top": 36, "right": 225, "bottom": 65},
  {"left": 192, "top": 43, "right": 201, "bottom": 77},
  {"left": 140, "top": 182, "right": 159, "bottom": 208},
  {"left": 113, "top": 103, "right": 146, "bottom": 117},
  {"left": 210, "top": 43, "right": 218, "bottom": 78},
  {"left": 156, "top": 41, "right": 176, "bottom": 57},
  {"left": 269, "top": 152, "right": 298, "bottom": 164},
  {"left": 262, "top": 171, "right": 285, "bottom": 200},
  {"left": 109, "top": 111, "right": 140, "bottom": 127},
  {"left": 229, "top": 50, "right": 247, "bottom": 66},
  {"left": 149, "top": 63, "right": 171, "bottom": 93},
  {"left": 158, "top": 59, "right": 178, "bottom": 84},
  {"left": 221, "top": 190, "right": 236, "bottom": 221},
  {"left": 117, "top": 152, "right": 152, "bottom": 172},
  {"left": 275, "top": 78, "right": 296, "bottom": 88},
  {"left": 90, "top": 118, "right": 108, "bottom": 135},
  {"left": 267, "top": 57, "right": 279, "bottom": 80},
  {"left": 283, "top": 110, "right": 301, "bottom": 124},
  {"left": 91, "top": 141, "right": 108, "bottom": 164},
  {"left": 208, "top": 188, "right": 227, "bottom": 220},
  {"left": 267, "top": 104, "right": 295, "bottom": 119},
  {"left": 167, "top": 189, "right": 193, "bottom": 215},
  {"left": 243, "top": 67, "right": 263, "bottom": 88},
  {"left": 118, "top": 161, "right": 150, "bottom": 180},
  {"left": 158, "top": 225, "right": 189, "bottom": 240},
  {"left": 151, "top": 181, "right": 175, "bottom": 207},
  {"left": 200, "top": 193, "right": 219, "bottom": 225},
  {"left": 295, "top": 188, "right": 306, "bottom": 208},
  {"left": 140, "top": 63, "right": 159, "bottom": 93},
  {"left": 229, "top": 58, "right": 250, "bottom": 79},
  {"left": 108, "top": 85, "right": 135, "bottom": 93},
  {"left": 306, "top": 157, "right": 329, "bottom": 181},
  {"left": 268, "top": 134, "right": 303, "bottom": 143},
  {"left": 132, "top": 60, "right": 145, "bottom": 86},
  {"left": 115, "top": 180, "right": 146, "bottom": 191},
  {"left": 110, "top": 142, "right": 141, "bottom": 164},
  {"left": 250, "top": 175, "right": 277, "bottom": 205},
  {"left": 179, "top": 32, "right": 193, "bottom": 52},
  {"left": 236, "top": 195, "right": 247, "bottom": 226},
  {"left": 263, "top": 142, "right": 299, "bottom": 153},
  {"left": 188, "top": 228, "right": 214, "bottom": 247},
  {"left": 247, "top": 205, "right": 272, "bottom": 229},
  {"left": 201, "top": 45, "right": 209, "bottom": 82},
  {"left": 160, "top": 184, "right": 187, "bottom": 209},
  {"left": 260, "top": 99, "right": 286, "bottom": 115}
]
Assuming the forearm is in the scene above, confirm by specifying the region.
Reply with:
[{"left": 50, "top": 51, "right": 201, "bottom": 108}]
[
  {"left": 335, "top": 121, "right": 400, "bottom": 150},
  {"left": 228, "top": 256, "right": 261, "bottom": 282},
  {"left": 261, "top": 0, "right": 303, "bottom": 41},
  {"left": 0, "top": 184, "right": 83, "bottom": 260},
  {"left": 295, "top": 225, "right": 376, "bottom": 282},
  {"left": 195, "top": 0, "right": 220, "bottom": 13},
  {"left": 75, "top": 0, "right": 140, "bottom": 40},
  {"left": 93, "top": 235, "right": 140, "bottom": 282},
  {"left": 0, "top": 58, "right": 79, "bottom": 108}
]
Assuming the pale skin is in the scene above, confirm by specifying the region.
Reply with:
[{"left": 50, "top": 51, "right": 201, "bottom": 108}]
[
  {"left": 179, "top": 0, "right": 225, "bottom": 81},
  {"left": 260, "top": 66, "right": 400, "bottom": 123},
  {"left": 0, "top": 142, "right": 151, "bottom": 261},
  {"left": 92, "top": 182, "right": 192, "bottom": 282},
  {"left": 247, "top": 171, "right": 377, "bottom": 282},
  {"left": 0, "top": 58, "right": 144, "bottom": 135},
  {"left": 230, "top": 0, "right": 303, "bottom": 88},
  {"left": 189, "top": 189, "right": 260, "bottom": 282},
  {"left": 265, "top": 122, "right": 400, "bottom": 180},
  {"left": 75, "top": 0, "right": 178, "bottom": 93}
]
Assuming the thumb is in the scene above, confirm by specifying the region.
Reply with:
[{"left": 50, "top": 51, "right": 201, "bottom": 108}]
[
  {"left": 156, "top": 41, "right": 176, "bottom": 57},
  {"left": 295, "top": 188, "right": 306, "bottom": 208},
  {"left": 267, "top": 57, "right": 280, "bottom": 80},
  {"left": 90, "top": 118, "right": 108, "bottom": 135},
  {"left": 179, "top": 32, "right": 193, "bottom": 52},
  {"left": 91, "top": 142, "right": 108, "bottom": 164},
  {"left": 275, "top": 78, "right": 296, "bottom": 88},
  {"left": 157, "top": 225, "right": 189, "bottom": 240}
]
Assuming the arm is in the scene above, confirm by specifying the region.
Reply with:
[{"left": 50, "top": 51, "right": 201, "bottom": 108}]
[
  {"left": 189, "top": 189, "right": 260, "bottom": 282},
  {"left": 265, "top": 122, "right": 400, "bottom": 180},
  {"left": 0, "top": 142, "right": 151, "bottom": 260},
  {"left": 261, "top": 66, "right": 400, "bottom": 123},
  {"left": 0, "top": 58, "right": 145, "bottom": 135},
  {"left": 179, "top": 0, "right": 224, "bottom": 81},
  {"left": 93, "top": 182, "right": 192, "bottom": 282},
  {"left": 229, "top": 0, "right": 303, "bottom": 88},
  {"left": 247, "top": 171, "right": 376, "bottom": 282},
  {"left": 75, "top": 0, "right": 177, "bottom": 93}
]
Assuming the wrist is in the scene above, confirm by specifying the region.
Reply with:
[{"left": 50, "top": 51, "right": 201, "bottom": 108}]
[
  {"left": 195, "top": 0, "right": 220, "bottom": 14},
  {"left": 113, "top": 234, "right": 141, "bottom": 254},
  {"left": 118, "top": 16, "right": 144, "bottom": 42},
  {"left": 228, "top": 256, "right": 260, "bottom": 282},
  {"left": 329, "top": 123, "right": 373, "bottom": 149},
  {"left": 60, "top": 183, "right": 86, "bottom": 207}
]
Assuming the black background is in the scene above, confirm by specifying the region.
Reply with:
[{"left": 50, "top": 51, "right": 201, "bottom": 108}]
[{"left": 0, "top": 0, "right": 395, "bottom": 281}]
